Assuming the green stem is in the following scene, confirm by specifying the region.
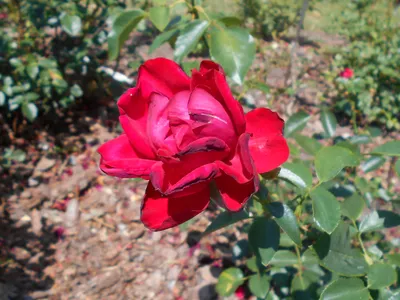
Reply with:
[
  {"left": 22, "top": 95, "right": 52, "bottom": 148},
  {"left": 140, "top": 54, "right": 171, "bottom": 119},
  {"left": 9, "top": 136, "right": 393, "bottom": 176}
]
[
  {"left": 295, "top": 246, "right": 305, "bottom": 287},
  {"left": 352, "top": 220, "right": 373, "bottom": 265}
]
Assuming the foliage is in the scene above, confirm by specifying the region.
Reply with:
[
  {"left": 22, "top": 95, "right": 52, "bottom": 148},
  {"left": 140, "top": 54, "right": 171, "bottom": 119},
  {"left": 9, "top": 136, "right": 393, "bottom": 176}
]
[
  {"left": 212, "top": 108, "right": 400, "bottom": 299},
  {"left": 0, "top": 0, "right": 124, "bottom": 124},
  {"left": 330, "top": 0, "right": 400, "bottom": 129}
]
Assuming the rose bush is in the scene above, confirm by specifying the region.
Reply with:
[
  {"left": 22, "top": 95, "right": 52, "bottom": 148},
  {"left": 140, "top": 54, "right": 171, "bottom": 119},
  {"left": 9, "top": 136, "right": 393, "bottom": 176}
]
[{"left": 98, "top": 58, "right": 289, "bottom": 231}]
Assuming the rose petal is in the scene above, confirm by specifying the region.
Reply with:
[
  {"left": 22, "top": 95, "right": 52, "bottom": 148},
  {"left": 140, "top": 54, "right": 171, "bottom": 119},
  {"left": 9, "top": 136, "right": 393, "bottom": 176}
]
[
  {"left": 168, "top": 90, "right": 197, "bottom": 149},
  {"left": 98, "top": 135, "right": 156, "bottom": 179},
  {"left": 188, "top": 88, "right": 237, "bottom": 148},
  {"left": 147, "top": 93, "right": 176, "bottom": 153},
  {"left": 138, "top": 58, "right": 190, "bottom": 99},
  {"left": 215, "top": 133, "right": 259, "bottom": 211},
  {"left": 245, "top": 108, "right": 289, "bottom": 173},
  {"left": 150, "top": 161, "right": 219, "bottom": 196},
  {"left": 141, "top": 182, "right": 210, "bottom": 231},
  {"left": 191, "top": 61, "right": 246, "bottom": 135}
]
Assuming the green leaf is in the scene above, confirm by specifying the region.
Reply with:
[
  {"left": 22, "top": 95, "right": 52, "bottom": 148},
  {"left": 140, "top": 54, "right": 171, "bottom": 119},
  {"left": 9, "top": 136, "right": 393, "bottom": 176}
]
[
  {"left": 279, "top": 162, "right": 312, "bottom": 191},
  {"left": 217, "top": 16, "right": 243, "bottom": 27},
  {"left": 270, "top": 250, "right": 297, "bottom": 267},
  {"left": 377, "top": 210, "right": 400, "bottom": 228},
  {"left": 247, "top": 80, "right": 270, "bottom": 94},
  {"left": 367, "top": 263, "right": 397, "bottom": 289},
  {"left": 315, "top": 146, "right": 360, "bottom": 182},
  {"left": 248, "top": 218, "right": 280, "bottom": 266},
  {"left": 174, "top": 20, "right": 209, "bottom": 63},
  {"left": 70, "top": 84, "right": 83, "bottom": 97},
  {"left": 360, "top": 156, "right": 386, "bottom": 173},
  {"left": 8, "top": 149, "right": 26, "bottom": 162},
  {"left": 320, "top": 109, "right": 337, "bottom": 138},
  {"left": 203, "top": 210, "right": 249, "bottom": 235},
  {"left": 266, "top": 202, "right": 301, "bottom": 245},
  {"left": 284, "top": 111, "right": 311, "bottom": 137},
  {"left": 349, "top": 135, "right": 372, "bottom": 144},
  {"left": 313, "top": 222, "right": 369, "bottom": 276},
  {"left": 108, "top": 9, "right": 145, "bottom": 60},
  {"left": 359, "top": 211, "right": 384, "bottom": 233},
  {"left": 216, "top": 268, "right": 244, "bottom": 297},
  {"left": 24, "top": 92, "right": 40, "bottom": 102},
  {"left": 320, "top": 278, "right": 370, "bottom": 300},
  {"left": 149, "top": 28, "right": 179, "bottom": 54},
  {"left": 341, "top": 193, "right": 365, "bottom": 221},
  {"left": 149, "top": 6, "right": 170, "bottom": 31},
  {"left": 395, "top": 160, "right": 400, "bottom": 176},
  {"left": 248, "top": 274, "right": 270, "bottom": 299},
  {"left": 232, "top": 239, "right": 249, "bottom": 260},
  {"left": 26, "top": 63, "right": 39, "bottom": 79},
  {"left": 0, "top": 91, "right": 5, "bottom": 106},
  {"left": 21, "top": 102, "right": 38, "bottom": 122},
  {"left": 60, "top": 14, "right": 82, "bottom": 36},
  {"left": 209, "top": 25, "right": 255, "bottom": 85},
  {"left": 387, "top": 253, "right": 400, "bottom": 266},
  {"left": 182, "top": 61, "right": 200, "bottom": 76},
  {"left": 310, "top": 187, "right": 341, "bottom": 234},
  {"left": 372, "top": 141, "right": 400, "bottom": 157},
  {"left": 294, "top": 134, "right": 323, "bottom": 155}
]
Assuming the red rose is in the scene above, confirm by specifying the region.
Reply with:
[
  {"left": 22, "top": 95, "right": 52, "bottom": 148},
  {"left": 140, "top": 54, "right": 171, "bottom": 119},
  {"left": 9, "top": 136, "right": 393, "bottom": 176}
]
[
  {"left": 98, "top": 58, "right": 289, "bottom": 231},
  {"left": 339, "top": 68, "right": 354, "bottom": 79}
]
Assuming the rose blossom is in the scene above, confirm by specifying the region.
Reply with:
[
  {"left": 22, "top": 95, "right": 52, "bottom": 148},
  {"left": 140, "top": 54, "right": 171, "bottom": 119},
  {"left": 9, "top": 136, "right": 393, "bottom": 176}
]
[
  {"left": 339, "top": 68, "right": 354, "bottom": 79},
  {"left": 98, "top": 58, "right": 289, "bottom": 231}
]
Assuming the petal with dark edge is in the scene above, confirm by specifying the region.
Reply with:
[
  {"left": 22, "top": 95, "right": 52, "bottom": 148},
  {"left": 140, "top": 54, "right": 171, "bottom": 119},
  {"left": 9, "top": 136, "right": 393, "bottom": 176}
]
[
  {"left": 191, "top": 61, "right": 246, "bottom": 135},
  {"left": 98, "top": 134, "right": 156, "bottom": 179},
  {"left": 141, "top": 182, "right": 210, "bottom": 231},
  {"left": 215, "top": 133, "right": 259, "bottom": 211},
  {"left": 188, "top": 88, "right": 237, "bottom": 148},
  {"left": 245, "top": 108, "right": 289, "bottom": 174},
  {"left": 138, "top": 58, "right": 190, "bottom": 99},
  {"left": 150, "top": 161, "right": 219, "bottom": 196}
]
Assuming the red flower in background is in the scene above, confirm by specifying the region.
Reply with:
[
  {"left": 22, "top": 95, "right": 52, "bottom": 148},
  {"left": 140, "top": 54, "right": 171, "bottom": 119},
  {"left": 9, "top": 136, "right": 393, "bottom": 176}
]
[
  {"left": 98, "top": 58, "right": 289, "bottom": 231},
  {"left": 339, "top": 68, "right": 354, "bottom": 79}
]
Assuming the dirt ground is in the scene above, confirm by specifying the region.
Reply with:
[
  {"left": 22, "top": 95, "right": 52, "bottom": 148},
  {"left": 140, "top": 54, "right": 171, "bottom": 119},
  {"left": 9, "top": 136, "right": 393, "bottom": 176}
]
[{"left": 1, "top": 32, "right": 399, "bottom": 300}]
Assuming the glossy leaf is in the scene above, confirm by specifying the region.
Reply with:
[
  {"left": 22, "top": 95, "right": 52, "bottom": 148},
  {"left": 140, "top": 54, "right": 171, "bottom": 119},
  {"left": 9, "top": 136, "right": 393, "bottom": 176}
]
[
  {"left": 248, "top": 274, "right": 270, "bottom": 299},
  {"left": 313, "top": 222, "right": 369, "bottom": 276},
  {"left": 284, "top": 111, "right": 311, "bottom": 137},
  {"left": 267, "top": 202, "right": 302, "bottom": 245},
  {"left": 367, "top": 263, "right": 397, "bottom": 289},
  {"left": 209, "top": 25, "right": 255, "bottom": 85},
  {"left": 21, "top": 102, "right": 38, "bottom": 122},
  {"left": 26, "top": 64, "right": 39, "bottom": 79},
  {"left": 60, "top": 14, "right": 82, "bottom": 36},
  {"left": 108, "top": 9, "right": 145, "bottom": 60},
  {"left": 320, "top": 278, "right": 370, "bottom": 300},
  {"left": 270, "top": 250, "right": 297, "bottom": 267},
  {"left": 248, "top": 218, "right": 280, "bottom": 266},
  {"left": 341, "top": 193, "right": 365, "bottom": 221},
  {"left": 70, "top": 84, "right": 83, "bottom": 97},
  {"left": 359, "top": 211, "right": 384, "bottom": 233},
  {"left": 315, "top": 146, "right": 360, "bottom": 182},
  {"left": 216, "top": 268, "right": 244, "bottom": 296},
  {"left": 149, "top": 28, "right": 179, "bottom": 54},
  {"left": 395, "top": 160, "right": 400, "bottom": 176},
  {"left": 149, "top": 6, "right": 170, "bottom": 31},
  {"left": 203, "top": 210, "right": 249, "bottom": 235},
  {"left": 372, "top": 141, "right": 400, "bottom": 157},
  {"left": 310, "top": 187, "right": 341, "bottom": 234},
  {"left": 360, "top": 156, "right": 386, "bottom": 173},
  {"left": 174, "top": 20, "right": 209, "bottom": 63},
  {"left": 294, "top": 134, "right": 323, "bottom": 155},
  {"left": 320, "top": 109, "right": 337, "bottom": 138},
  {"left": 280, "top": 162, "right": 312, "bottom": 191},
  {"left": 0, "top": 91, "right": 5, "bottom": 106}
]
